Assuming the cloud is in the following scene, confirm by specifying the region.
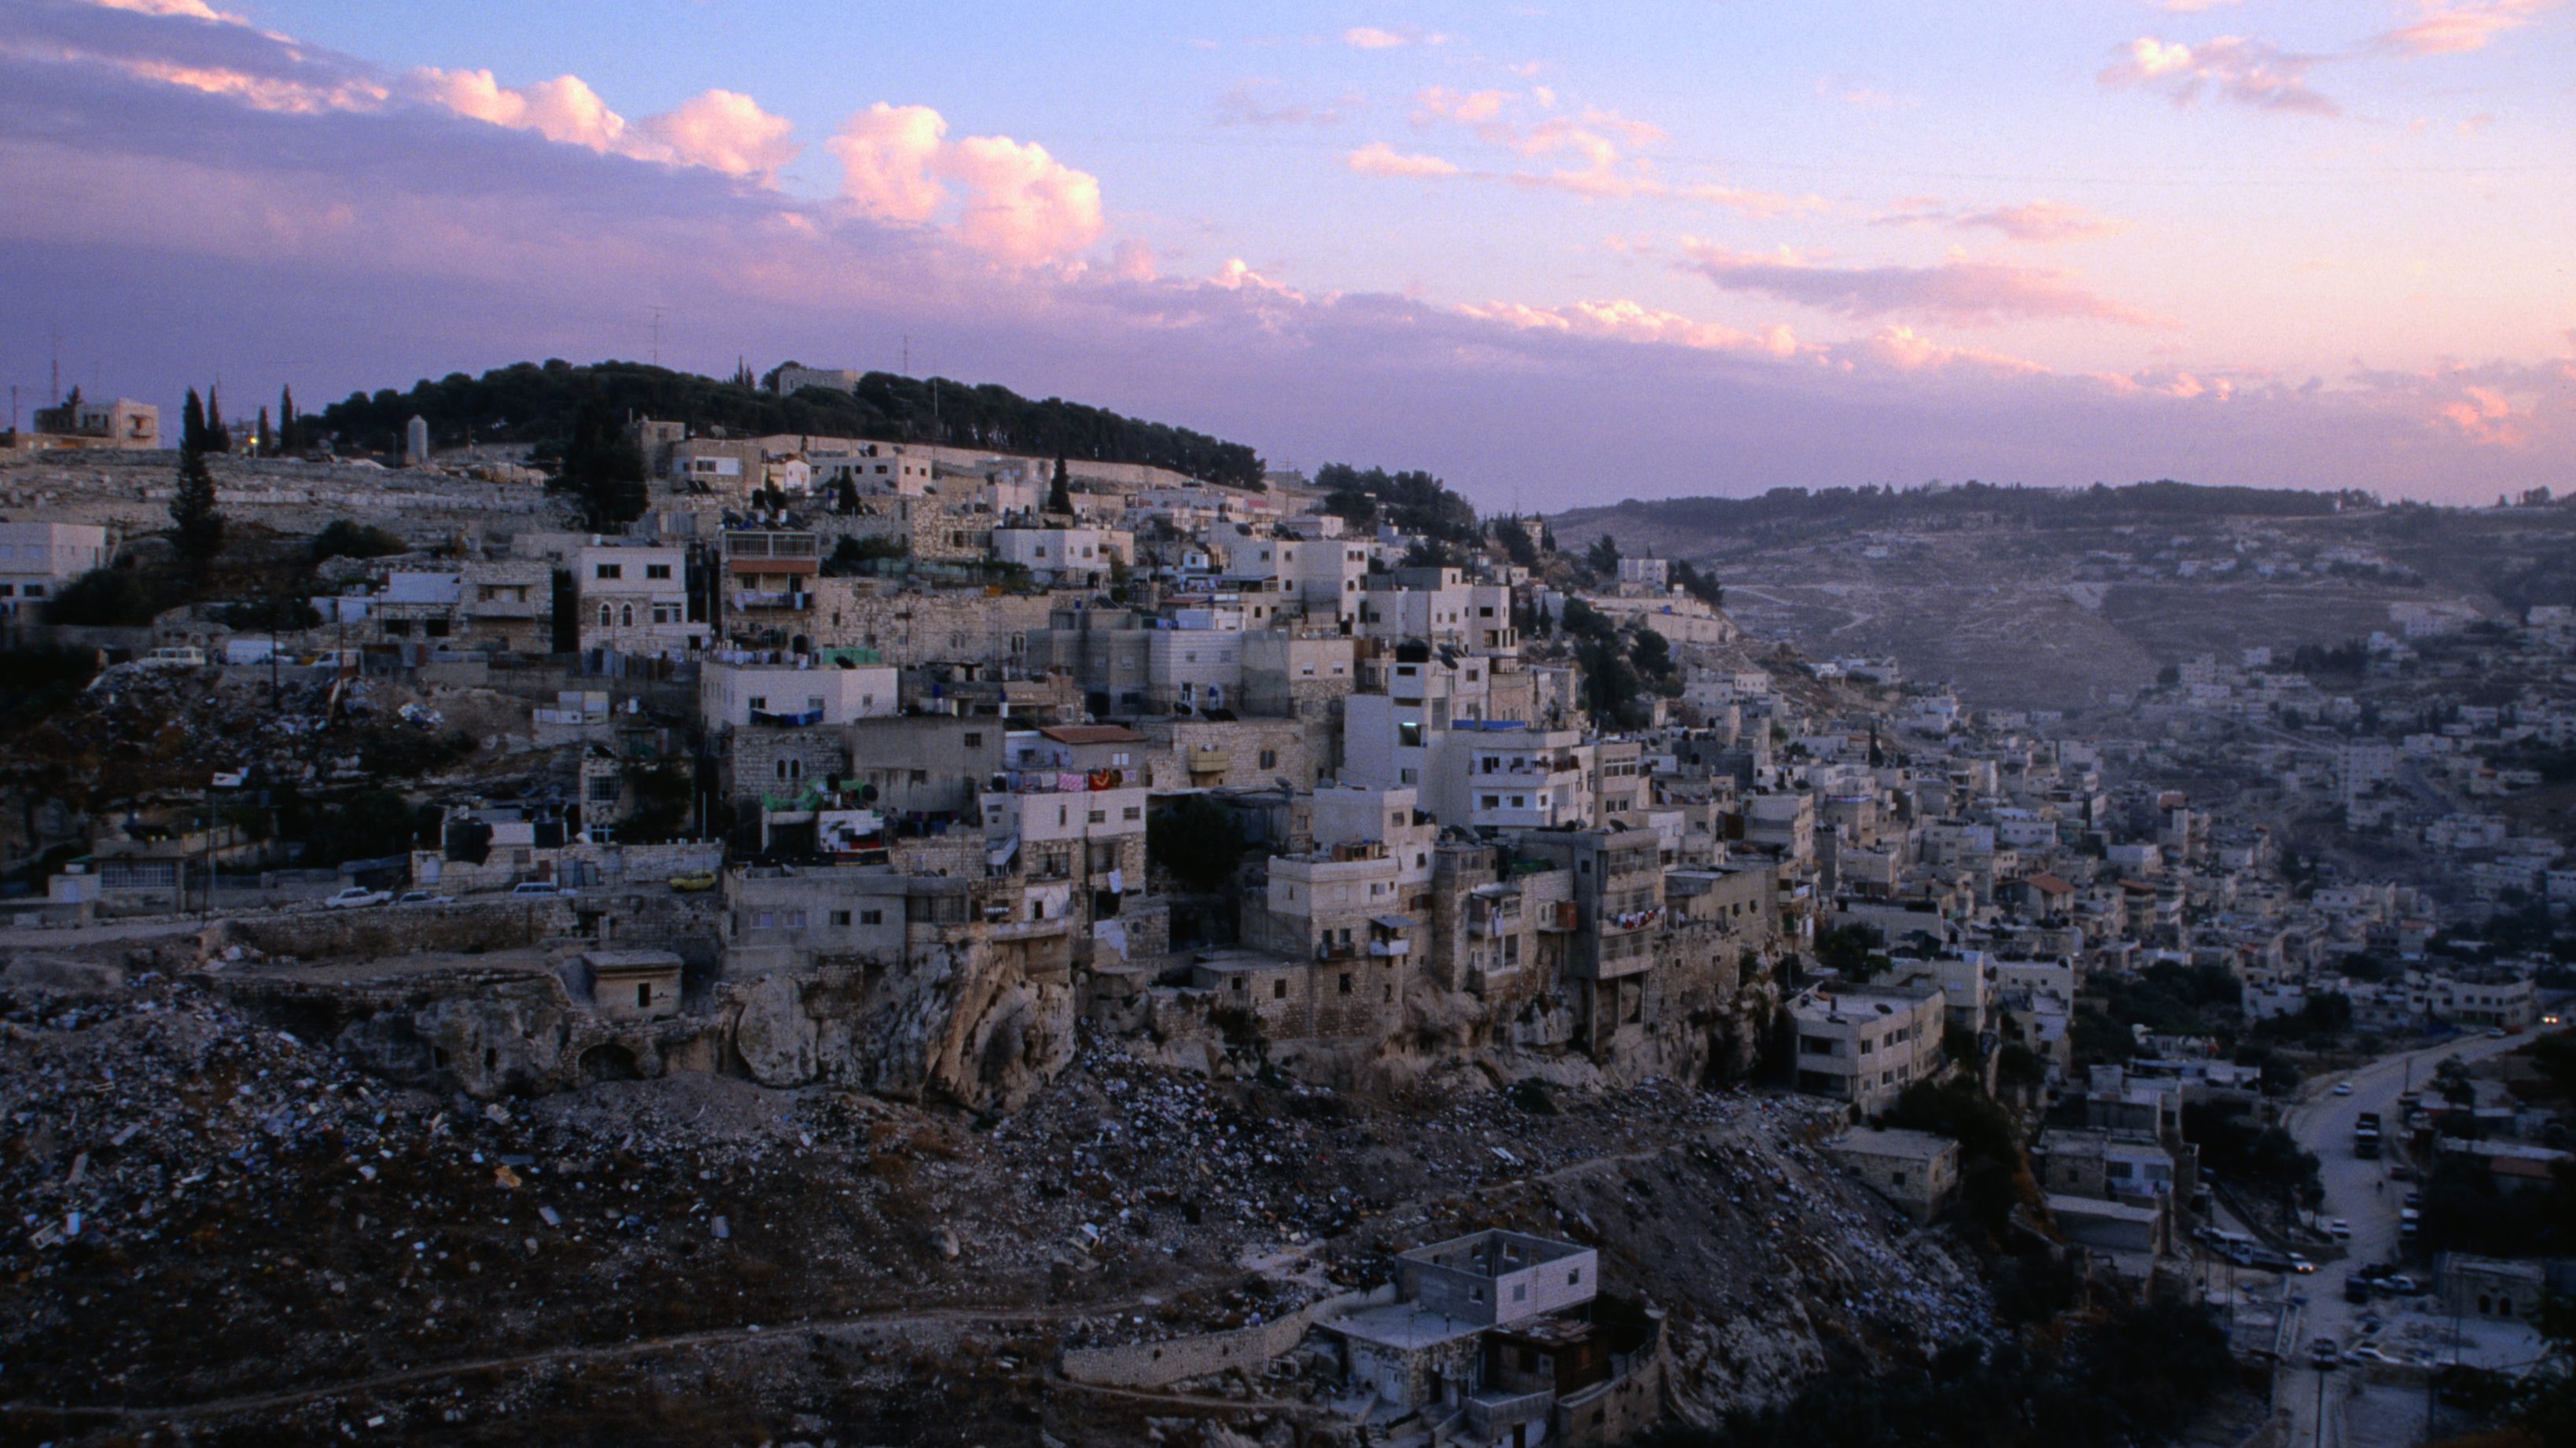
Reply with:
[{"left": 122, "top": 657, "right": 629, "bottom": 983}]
[
  {"left": 1952, "top": 201, "right": 2125, "bottom": 244},
  {"left": 1386, "top": 86, "right": 1815, "bottom": 215},
  {"left": 2149, "top": 1, "right": 2242, "bottom": 11},
  {"left": 827, "top": 102, "right": 1103, "bottom": 265},
  {"left": 410, "top": 68, "right": 628, "bottom": 152},
  {"left": 638, "top": 89, "right": 798, "bottom": 178},
  {"left": 14, "top": 0, "right": 2574, "bottom": 506},
  {"left": 90, "top": 0, "right": 242, "bottom": 20},
  {"left": 939, "top": 132, "right": 1104, "bottom": 266},
  {"left": 1213, "top": 79, "right": 1345, "bottom": 129},
  {"left": 827, "top": 102, "right": 950, "bottom": 222},
  {"left": 2378, "top": 1, "right": 2553, "bottom": 57},
  {"left": 407, "top": 69, "right": 799, "bottom": 178},
  {"left": 1342, "top": 25, "right": 1446, "bottom": 50},
  {"left": 2099, "top": 35, "right": 2339, "bottom": 115},
  {"left": 1681, "top": 243, "right": 2167, "bottom": 327},
  {"left": 1346, "top": 141, "right": 1459, "bottom": 178}
]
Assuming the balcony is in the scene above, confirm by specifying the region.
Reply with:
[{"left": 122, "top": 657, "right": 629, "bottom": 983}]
[
  {"left": 731, "top": 590, "right": 812, "bottom": 612},
  {"left": 1598, "top": 905, "right": 1662, "bottom": 935},
  {"left": 1367, "top": 938, "right": 1411, "bottom": 957},
  {"left": 1536, "top": 901, "right": 1580, "bottom": 932},
  {"left": 1187, "top": 748, "right": 1231, "bottom": 776}
]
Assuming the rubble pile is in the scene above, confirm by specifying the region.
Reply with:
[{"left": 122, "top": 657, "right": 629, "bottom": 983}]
[{"left": 2, "top": 965, "right": 1994, "bottom": 1444}]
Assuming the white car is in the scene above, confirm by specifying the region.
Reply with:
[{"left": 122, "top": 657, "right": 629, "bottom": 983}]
[
  {"left": 2331, "top": 1082, "right": 2353, "bottom": 1096},
  {"left": 2327, "top": 1218, "right": 2352, "bottom": 1240},
  {"left": 395, "top": 891, "right": 455, "bottom": 906},
  {"left": 325, "top": 886, "right": 392, "bottom": 909}
]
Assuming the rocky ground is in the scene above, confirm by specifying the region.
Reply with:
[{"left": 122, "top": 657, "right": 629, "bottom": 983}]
[{"left": 0, "top": 939, "right": 1996, "bottom": 1446}]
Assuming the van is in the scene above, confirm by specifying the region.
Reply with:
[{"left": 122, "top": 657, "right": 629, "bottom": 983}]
[
  {"left": 141, "top": 645, "right": 208, "bottom": 668},
  {"left": 509, "top": 881, "right": 562, "bottom": 898}
]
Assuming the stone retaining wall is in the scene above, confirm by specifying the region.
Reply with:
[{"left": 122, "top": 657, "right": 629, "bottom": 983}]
[{"left": 1059, "top": 1283, "right": 1400, "bottom": 1390}]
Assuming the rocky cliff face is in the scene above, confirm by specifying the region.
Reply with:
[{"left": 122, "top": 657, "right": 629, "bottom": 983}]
[{"left": 719, "top": 940, "right": 1076, "bottom": 1112}]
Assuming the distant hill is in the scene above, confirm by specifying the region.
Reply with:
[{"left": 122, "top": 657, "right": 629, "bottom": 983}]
[
  {"left": 315, "top": 359, "right": 1266, "bottom": 488},
  {"left": 1555, "top": 480, "right": 2378, "bottom": 544}
]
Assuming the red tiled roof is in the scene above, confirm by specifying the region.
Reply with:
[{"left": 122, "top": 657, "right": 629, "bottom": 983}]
[{"left": 1037, "top": 725, "right": 1142, "bottom": 745}]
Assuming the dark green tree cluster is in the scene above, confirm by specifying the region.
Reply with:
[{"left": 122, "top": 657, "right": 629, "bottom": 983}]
[
  {"left": 821, "top": 535, "right": 911, "bottom": 576},
  {"left": 557, "top": 396, "right": 648, "bottom": 531},
  {"left": 0, "top": 644, "right": 105, "bottom": 731},
  {"left": 1672, "top": 557, "right": 1724, "bottom": 607},
  {"left": 315, "top": 359, "right": 1264, "bottom": 487},
  {"left": 43, "top": 568, "right": 157, "bottom": 627},
  {"left": 1312, "top": 462, "right": 1481, "bottom": 544},
  {"left": 1814, "top": 922, "right": 1891, "bottom": 982},
  {"left": 170, "top": 388, "right": 225, "bottom": 576},
  {"left": 1489, "top": 515, "right": 1538, "bottom": 568},
  {"left": 311, "top": 520, "right": 410, "bottom": 562}
]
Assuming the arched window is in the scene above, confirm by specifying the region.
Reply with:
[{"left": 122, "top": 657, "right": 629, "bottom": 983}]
[
  {"left": 620, "top": 604, "right": 635, "bottom": 628},
  {"left": 598, "top": 603, "right": 612, "bottom": 630}
]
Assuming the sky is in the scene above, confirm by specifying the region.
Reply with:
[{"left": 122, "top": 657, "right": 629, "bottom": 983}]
[{"left": 1, "top": 0, "right": 2571, "bottom": 509}]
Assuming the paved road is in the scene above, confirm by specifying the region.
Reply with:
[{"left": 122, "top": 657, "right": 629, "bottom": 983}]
[{"left": 2272, "top": 1024, "right": 2562, "bottom": 1448}]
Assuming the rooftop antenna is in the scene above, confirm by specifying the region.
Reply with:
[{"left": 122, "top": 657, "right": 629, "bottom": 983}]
[
  {"left": 902, "top": 333, "right": 910, "bottom": 376},
  {"left": 49, "top": 327, "right": 59, "bottom": 406},
  {"left": 648, "top": 305, "right": 668, "bottom": 367}
]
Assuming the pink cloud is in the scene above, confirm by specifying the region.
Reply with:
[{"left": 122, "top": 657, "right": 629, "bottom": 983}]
[
  {"left": 940, "top": 133, "right": 1104, "bottom": 266},
  {"left": 1680, "top": 243, "right": 2168, "bottom": 328},
  {"left": 2378, "top": 1, "right": 2553, "bottom": 57},
  {"left": 1346, "top": 140, "right": 1460, "bottom": 178},
  {"left": 1343, "top": 26, "right": 1446, "bottom": 50},
  {"left": 1459, "top": 298, "right": 1806, "bottom": 358},
  {"left": 829, "top": 102, "right": 951, "bottom": 222},
  {"left": 1213, "top": 79, "right": 1346, "bottom": 129},
  {"left": 1953, "top": 201, "right": 2125, "bottom": 244},
  {"left": 829, "top": 102, "right": 1103, "bottom": 265},
  {"left": 410, "top": 68, "right": 630, "bottom": 153},
  {"left": 1849, "top": 326, "right": 2050, "bottom": 376},
  {"left": 640, "top": 89, "right": 798, "bottom": 178},
  {"left": 2099, "top": 35, "right": 2339, "bottom": 116}
]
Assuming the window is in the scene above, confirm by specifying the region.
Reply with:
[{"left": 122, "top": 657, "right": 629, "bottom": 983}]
[
  {"left": 1338, "top": 973, "right": 1353, "bottom": 996},
  {"left": 963, "top": 732, "right": 982, "bottom": 747},
  {"left": 831, "top": 910, "right": 852, "bottom": 927},
  {"left": 1231, "top": 977, "right": 1245, "bottom": 992},
  {"left": 594, "top": 563, "right": 623, "bottom": 580},
  {"left": 1272, "top": 979, "right": 1286, "bottom": 999},
  {"left": 1260, "top": 748, "right": 1277, "bottom": 769},
  {"left": 598, "top": 604, "right": 613, "bottom": 630},
  {"left": 1123, "top": 806, "right": 1142, "bottom": 821},
  {"left": 636, "top": 983, "right": 652, "bottom": 1009},
  {"left": 749, "top": 696, "right": 768, "bottom": 711},
  {"left": 620, "top": 604, "right": 635, "bottom": 628},
  {"left": 645, "top": 564, "right": 672, "bottom": 580},
  {"left": 859, "top": 908, "right": 884, "bottom": 925},
  {"left": 1569, "top": 1267, "right": 1581, "bottom": 1285}
]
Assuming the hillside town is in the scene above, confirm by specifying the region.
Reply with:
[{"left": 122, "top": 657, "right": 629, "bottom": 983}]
[{"left": 2, "top": 372, "right": 2570, "bottom": 1448}]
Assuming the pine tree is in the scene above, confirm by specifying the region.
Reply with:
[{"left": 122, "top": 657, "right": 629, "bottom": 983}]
[
  {"left": 170, "top": 389, "right": 224, "bottom": 575},
  {"left": 1047, "top": 452, "right": 1073, "bottom": 515}
]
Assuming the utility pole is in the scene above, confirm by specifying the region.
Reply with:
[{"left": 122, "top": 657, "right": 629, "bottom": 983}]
[{"left": 649, "top": 305, "right": 668, "bottom": 367}]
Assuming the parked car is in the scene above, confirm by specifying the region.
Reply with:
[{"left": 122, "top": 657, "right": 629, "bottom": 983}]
[
  {"left": 2332, "top": 1081, "right": 2354, "bottom": 1096},
  {"left": 2378, "top": 1274, "right": 2420, "bottom": 1295},
  {"left": 2327, "top": 1218, "right": 2352, "bottom": 1240},
  {"left": 509, "top": 881, "right": 565, "bottom": 898},
  {"left": 2309, "top": 1336, "right": 2339, "bottom": 1369},
  {"left": 2344, "top": 1276, "right": 2373, "bottom": 1303},
  {"left": 2286, "top": 1254, "right": 2317, "bottom": 1274},
  {"left": 2488, "top": 1027, "right": 2508, "bottom": 1038},
  {"left": 325, "top": 887, "right": 391, "bottom": 910},
  {"left": 395, "top": 891, "right": 455, "bottom": 906},
  {"left": 2389, "top": 1163, "right": 2415, "bottom": 1182},
  {"left": 668, "top": 870, "right": 718, "bottom": 893}
]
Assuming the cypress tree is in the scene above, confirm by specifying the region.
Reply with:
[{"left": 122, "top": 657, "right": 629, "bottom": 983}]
[
  {"left": 255, "top": 406, "right": 273, "bottom": 457},
  {"left": 171, "top": 389, "right": 224, "bottom": 575},
  {"left": 1047, "top": 452, "right": 1073, "bottom": 515},
  {"left": 278, "top": 384, "right": 298, "bottom": 454},
  {"left": 205, "top": 386, "right": 230, "bottom": 453}
]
